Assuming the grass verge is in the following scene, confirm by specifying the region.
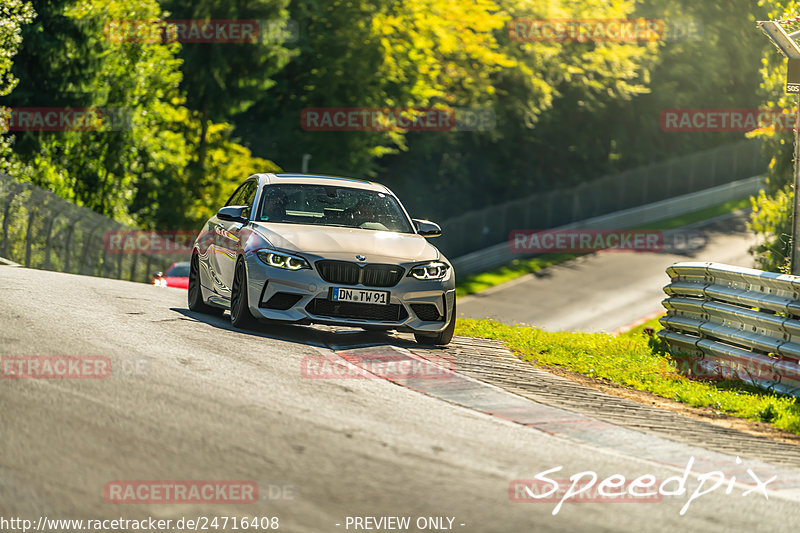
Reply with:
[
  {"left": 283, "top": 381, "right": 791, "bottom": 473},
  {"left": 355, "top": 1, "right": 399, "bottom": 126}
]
[
  {"left": 455, "top": 253, "right": 575, "bottom": 298},
  {"left": 636, "top": 197, "right": 750, "bottom": 231},
  {"left": 455, "top": 318, "right": 800, "bottom": 434},
  {"left": 454, "top": 198, "right": 752, "bottom": 298},
  {"left": 619, "top": 314, "right": 666, "bottom": 337}
]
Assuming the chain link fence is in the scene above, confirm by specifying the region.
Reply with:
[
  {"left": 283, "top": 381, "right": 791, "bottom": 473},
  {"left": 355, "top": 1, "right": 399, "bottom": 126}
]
[
  {"left": 0, "top": 173, "right": 186, "bottom": 283},
  {"left": 436, "top": 139, "right": 766, "bottom": 259}
]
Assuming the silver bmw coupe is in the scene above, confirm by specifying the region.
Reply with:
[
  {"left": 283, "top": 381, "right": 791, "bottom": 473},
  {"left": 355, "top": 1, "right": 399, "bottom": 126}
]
[{"left": 188, "top": 173, "right": 456, "bottom": 345}]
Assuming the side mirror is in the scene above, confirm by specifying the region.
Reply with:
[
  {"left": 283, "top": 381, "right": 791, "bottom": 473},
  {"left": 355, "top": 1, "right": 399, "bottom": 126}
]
[
  {"left": 413, "top": 218, "right": 442, "bottom": 238},
  {"left": 217, "top": 206, "right": 248, "bottom": 224}
]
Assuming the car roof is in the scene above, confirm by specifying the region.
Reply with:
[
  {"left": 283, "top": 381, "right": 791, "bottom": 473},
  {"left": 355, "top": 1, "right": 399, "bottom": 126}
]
[{"left": 260, "top": 173, "right": 391, "bottom": 193}]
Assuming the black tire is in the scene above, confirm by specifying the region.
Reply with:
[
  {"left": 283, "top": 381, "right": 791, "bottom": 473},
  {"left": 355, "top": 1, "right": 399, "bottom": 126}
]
[
  {"left": 188, "top": 253, "right": 224, "bottom": 316},
  {"left": 414, "top": 299, "right": 456, "bottom": 346},
  {"left": 230, "top": 258, "right": 257, "bottom": 329}
]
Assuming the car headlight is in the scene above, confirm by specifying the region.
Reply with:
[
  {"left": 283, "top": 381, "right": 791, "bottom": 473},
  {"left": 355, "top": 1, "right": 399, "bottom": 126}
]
[
  {"left": 408, "top": 261, "right": 449, "bottom": 280},
  {"left": 257, "top": 250, "right": 310, "bottom": 271}
]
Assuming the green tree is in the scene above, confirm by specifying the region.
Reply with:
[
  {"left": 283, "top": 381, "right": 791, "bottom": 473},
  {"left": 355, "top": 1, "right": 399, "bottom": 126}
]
[
  {"left": 382, "top": 0, "right": 660, "bottom": 217},
  {"left": 3, "top": 0, "right": 187, "bottom": 222},
  {"left": 236, "top": 0, "right": 514, "bottom": 178},
  {"left": 746, "top": 1, "right": 800, "bottom": 271},
  {"left": 2, "top": 0, "right": 279, "bottom": 229},
  {"left": 619, "top": 0, "right": 768, "bottom": 166},
  {"left": 158, "top": 0, "right": 294, "bottom": 179},
  {"left": 0, "top": 0, "right": 35, "bottom": 173},
  {"left": 385, "top": 0, "right": 771, "bottom": 218},
  {"left": 0, "top": 0, "right": 35, "bottom": 98}
]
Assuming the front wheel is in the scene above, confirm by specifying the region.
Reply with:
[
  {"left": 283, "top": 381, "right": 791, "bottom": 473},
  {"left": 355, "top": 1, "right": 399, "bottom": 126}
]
[
  {"left": 414, "top": 300, "right": 456, "bottom": 346},
  {"left": 188, "top": 253, "right": 224, "bottom": 316},
  {"left": 230, "top": 258, "right": 257, "bottom": 329}
]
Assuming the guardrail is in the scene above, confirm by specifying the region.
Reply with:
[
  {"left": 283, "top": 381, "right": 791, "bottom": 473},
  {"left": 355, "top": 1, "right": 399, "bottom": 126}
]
[
  {"left": 452, "top": 175, "right": 765, "bottom": 275},
  {"left": 659, "top": 262, "right": 800, "bottom": 397}
]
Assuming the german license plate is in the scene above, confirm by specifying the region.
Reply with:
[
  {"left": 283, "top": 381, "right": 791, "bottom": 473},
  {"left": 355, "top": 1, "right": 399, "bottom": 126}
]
[{"left": 330, "top": 287, "right": 390, "bottom": 305}]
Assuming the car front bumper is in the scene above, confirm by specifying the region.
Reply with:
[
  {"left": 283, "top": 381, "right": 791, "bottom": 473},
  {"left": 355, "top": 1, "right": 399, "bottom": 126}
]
[{"left": 243, "top": 252, "right": 456, "bottom": 333}]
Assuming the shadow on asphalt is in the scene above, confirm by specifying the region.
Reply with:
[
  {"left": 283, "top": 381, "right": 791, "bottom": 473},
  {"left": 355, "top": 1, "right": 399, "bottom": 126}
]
[
  {"left": 171, "top": 307, "right": 446, "bottom": 352},
  {"left": 529, "top": 213, "right": 752, "bottom": 270}
]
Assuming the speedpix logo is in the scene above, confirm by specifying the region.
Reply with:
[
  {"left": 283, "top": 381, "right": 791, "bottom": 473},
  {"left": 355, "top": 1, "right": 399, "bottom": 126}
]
[{"left": 510, "top": 457, "right": 776, "bottom": 516}]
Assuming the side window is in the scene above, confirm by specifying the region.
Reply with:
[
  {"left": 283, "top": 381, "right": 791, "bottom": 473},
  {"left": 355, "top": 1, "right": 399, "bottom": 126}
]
[
  {"left": 225, "top": 182, "right": 248, "bottom": 207},
  {"left": 240, "top": 182, "right": 257, "bottom": 219}
]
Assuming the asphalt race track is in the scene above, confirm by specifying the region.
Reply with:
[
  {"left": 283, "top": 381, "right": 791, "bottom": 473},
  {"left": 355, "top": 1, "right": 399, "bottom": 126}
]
[
  {"left": 2, "top": 265, "right": 800, "bottom": 532},
  {"left": 459, "top": 212, "right": 756, "bottom": 332}
]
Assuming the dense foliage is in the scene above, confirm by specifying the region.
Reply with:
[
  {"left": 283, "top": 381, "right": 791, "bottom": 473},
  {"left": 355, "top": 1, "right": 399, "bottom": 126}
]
[
  {"left": 0, "top": 0, "right": 778, "bottom": 230},
  {"left": 748, "top": 1, "right": 800, "bottom": 272}
]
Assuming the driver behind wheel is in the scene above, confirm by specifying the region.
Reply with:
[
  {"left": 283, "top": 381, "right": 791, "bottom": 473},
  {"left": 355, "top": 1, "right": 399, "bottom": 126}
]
[{"left": 263, "top": 189, "right": 288, "bottom": 221}]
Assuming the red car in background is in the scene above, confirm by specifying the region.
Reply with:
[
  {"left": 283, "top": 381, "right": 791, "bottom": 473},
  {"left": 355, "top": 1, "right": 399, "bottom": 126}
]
[{"left": 152, "top": 261, "right": 190, "bottom": 289}]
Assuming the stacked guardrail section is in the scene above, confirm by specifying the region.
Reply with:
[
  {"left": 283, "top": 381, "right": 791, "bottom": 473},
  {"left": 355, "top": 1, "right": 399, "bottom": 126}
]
[{"left": 659, "top": 262, "right": 800, "bottom": 397}]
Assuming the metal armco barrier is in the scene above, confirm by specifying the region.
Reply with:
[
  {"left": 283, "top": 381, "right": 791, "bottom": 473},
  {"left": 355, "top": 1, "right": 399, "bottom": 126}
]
[{"left": 659, "top": 262, "right": 800, "bottom": 397}]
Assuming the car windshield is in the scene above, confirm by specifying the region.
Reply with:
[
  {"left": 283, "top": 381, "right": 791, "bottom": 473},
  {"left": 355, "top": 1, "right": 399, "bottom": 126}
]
[
  {"left": 166, "top": 263, "right": 190, "bottom": 277},
  {"left": 258, "top": 184, "right": 414, "bottom": 233}
]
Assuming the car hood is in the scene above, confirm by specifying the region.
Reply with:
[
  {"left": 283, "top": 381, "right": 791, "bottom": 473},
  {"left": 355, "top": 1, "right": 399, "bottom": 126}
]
[{"left": 250, "top": 223, "right": 442, "bottom": 263}]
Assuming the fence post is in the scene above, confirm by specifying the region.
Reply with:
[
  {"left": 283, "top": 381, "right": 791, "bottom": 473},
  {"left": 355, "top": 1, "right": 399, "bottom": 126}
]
[
  {"left": 1, "top": 181, "right": 25, "bottom": 259},
  {"left": 61, "top": 213, "right": 84, "bottom": 273},
  {"left": 114, "top": 225, "right": 124, "bottom": 280},
  {"left": 571, "top": 184, "right": 582, "bottom": 221},
  {"left": 24, "top": 204, "right": 36, "bottom": 267},
  {"left": 43, "top": 204, "right": 69, "bottom": 270},
  {"left": 129, "top": 251, "right": 139, "bottom": 282},
  {"left": 78, "top": 218, "right": 106, "bottom": 276},
  {"left": 641, "top": 168, "right": 649, "bottom": 205},
  {"left": 523, "top": 195, "right": 532, "bottom": 229}
]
